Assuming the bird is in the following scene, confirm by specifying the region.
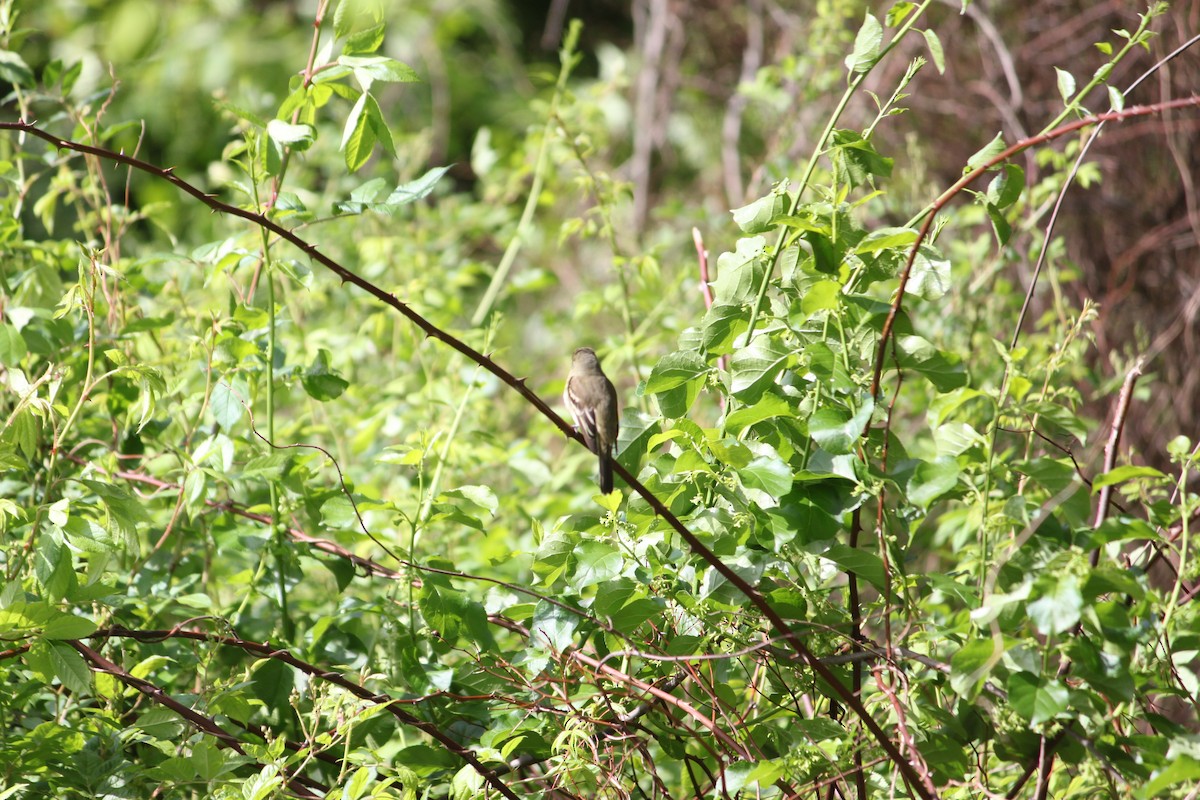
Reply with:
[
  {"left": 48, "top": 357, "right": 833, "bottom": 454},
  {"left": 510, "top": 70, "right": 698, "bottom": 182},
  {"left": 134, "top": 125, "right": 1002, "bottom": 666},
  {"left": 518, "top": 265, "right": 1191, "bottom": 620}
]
[{"left": 563, "top": 347, "right": 620, "bottom": 494}]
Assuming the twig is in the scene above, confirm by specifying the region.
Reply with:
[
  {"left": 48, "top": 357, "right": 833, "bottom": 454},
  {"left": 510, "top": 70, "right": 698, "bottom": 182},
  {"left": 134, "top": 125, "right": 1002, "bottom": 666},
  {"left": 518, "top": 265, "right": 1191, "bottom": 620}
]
[
  {"left": 693, "top": 227, "right": 729, "bottom": 377},
  {"left": 1092, "top": 358, "right": 1145, "bottom": 539}
]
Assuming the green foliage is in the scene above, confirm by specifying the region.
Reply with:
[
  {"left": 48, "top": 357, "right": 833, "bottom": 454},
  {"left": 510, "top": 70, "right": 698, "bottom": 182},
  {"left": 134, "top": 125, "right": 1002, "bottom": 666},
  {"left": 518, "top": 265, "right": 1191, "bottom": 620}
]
[{"left": 0, "top": 1, "right": 1196, "bottom": 799}]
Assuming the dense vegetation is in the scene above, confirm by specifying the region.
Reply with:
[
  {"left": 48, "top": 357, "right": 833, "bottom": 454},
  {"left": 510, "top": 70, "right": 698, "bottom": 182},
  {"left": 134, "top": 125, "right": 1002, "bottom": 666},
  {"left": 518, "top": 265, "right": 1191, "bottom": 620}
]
[{"left": 2, "top": 1, "right": 1198, "bottom": 798}]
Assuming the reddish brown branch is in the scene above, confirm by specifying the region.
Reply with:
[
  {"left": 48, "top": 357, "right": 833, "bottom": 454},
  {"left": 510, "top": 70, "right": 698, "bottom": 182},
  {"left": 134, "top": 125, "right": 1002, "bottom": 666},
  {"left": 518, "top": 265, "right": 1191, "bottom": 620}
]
[
  {"left": 1092, "top": 358, "right": 1145, "bottom": 535},
  {"left": 693, "top": 226, "right": 730, "bottom": 378}
]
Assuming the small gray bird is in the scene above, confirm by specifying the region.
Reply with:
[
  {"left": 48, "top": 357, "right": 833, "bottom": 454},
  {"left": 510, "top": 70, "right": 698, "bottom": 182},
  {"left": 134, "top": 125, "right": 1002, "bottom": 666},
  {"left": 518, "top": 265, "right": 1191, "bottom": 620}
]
[{"left": 563, "top": 347, "right": 620, "bottom": 494}]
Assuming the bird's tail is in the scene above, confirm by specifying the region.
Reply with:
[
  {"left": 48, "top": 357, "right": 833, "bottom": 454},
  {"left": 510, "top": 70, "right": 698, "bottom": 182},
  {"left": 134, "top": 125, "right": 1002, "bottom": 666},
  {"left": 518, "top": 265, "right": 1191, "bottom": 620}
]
[{"left": 598, "top": 452, "right": 614, "bottom": 494}]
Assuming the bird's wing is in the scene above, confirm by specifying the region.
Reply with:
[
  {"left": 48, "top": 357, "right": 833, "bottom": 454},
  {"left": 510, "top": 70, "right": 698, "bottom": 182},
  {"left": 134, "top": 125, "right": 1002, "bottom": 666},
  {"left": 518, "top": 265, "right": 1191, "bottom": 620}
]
[{"left": 565, "top": 376, "right": 601, "bottom": 453}]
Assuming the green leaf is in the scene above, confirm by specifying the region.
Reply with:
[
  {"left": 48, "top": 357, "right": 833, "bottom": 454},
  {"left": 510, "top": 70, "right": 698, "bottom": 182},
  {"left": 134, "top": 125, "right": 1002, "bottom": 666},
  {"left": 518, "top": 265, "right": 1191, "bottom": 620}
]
[
  {"left": 986, "top": 164, "right": 1025, "bottom": 209},
  {"left": 854, "top": 227, "right": 918, "bottom": 255},
  {"left": 1092, "top": 465, "right": 1168, "bottom": 490},
  {"left": 906, "top": 456, "right": 960, "bottom": 509},
  {"left": 646, "top": 351, "right": 709, "bottom": 417},
  {"left": 800, "top": 279, "right": 841, "bottom": 315},
  {"left": 190, "top": 740, "right": 230, "bottom": 781},
  {"left": 1139, "top": 757, "right": 1200, "bottom": 800},
  {"left": 905, "top": 244, "right": 951, "bottom": 300},
  {"left": 395, "top": 744, "right": 457, "bottom": 773},
  {"left": 712, "top": 236, "right": 766, "bottom": 306},
  {"left": 1008, "top": 672, "right": 1069, "bottom": 725},
  {"left": 730, "top": 334, "right": 790, "bottom": 401},
  {"left": 966, "top": 132, "right": 1006, "bottom": 173},
  {"left": 243, "top": 766, "right": 284, "bottom": 800},
  {"left": 0, "top": 50, "right": 34, "bottom": 87},
  {"left": 385, "top": 165, "right": 453, "bottom": 206},
  {"left": 885, "top": 2, "right": 915, "bottom": 26},
  {"left": 341, "top": 93, "right": 394, "bottom": 172},
  {"left": 1023, "top": 401, "right": 1089, "bottom": 444},
  {"left": 210, "top": 381, "right": 244, "bottom": 429},
  {"left": 530, "top": 600, "right": 578, "bottom": 652},
  {"left": 1054, "top": 66, "right": 1076, "bottom": 103},
  {"left": 986, "top": 202, "right": 1011, "bottom": 246},
  {"left": 922, "top": 29, "right": 945, "bottom": 74},
  {"left": 0, "top": 602, "right": 52, "bottom": 636},
  {"left": 616, "top": 408, "right": 661, "bottom": 469},
  {"left": 319, "top": 496, "right": 355, "bottom": 527},
  {"left": 768, "top": 494, "right": 841, "bottom": 544},
  {"left": 700, "top": 304, "right": 748, "bottom": 354},
  {"left": 722, "top": 760, "right": 787, "bottom": 794},
  {"left": 709, "top": 438, "right": 751, "bottom": 469},
  {"left": 42, "top": 613, "right": 97, "bottom": 640},
  {"left": 8, "top": 408, "right": 38, "bottom": 461},
  {"left": 1027, "top": 573, "right": 1083, "bottom": 635},
  {"left": 844, "top": 13, "right": 883, "bottom": 74},
  {"left": 949, "top": 637, "right": 1003, "bottom": 696},
  {"left": 725, "top": 393, "right": 791, "bottom": 435},
  {"left": 441, "top": 485, "right": 499, "bottom": 516},
  {"left": 1107, "top": 85, "right": 1125, "bottom": 112},
  {"left": 594, "top": 580, "right": 664, "bottom": 631},
  {"left": 645, "top": 351, "right": 710, "bottom": 394},
  {"left": 573, "top": 541, "right": 623, "bottom": 588},
  {"left": 700, "top": 554, "right": 765, "bottom": 603},
  {"left": 265, "top": 118, "right": 316, "bottom": 175},
  {"left": 609, "top": 597, "right": 667, "bottom": 633},
  {"left": 345, "top": 23, "right": 386, "bottom": 55},
  {"left": 933, "top": 421, "right": 982, "bottom": 457},
  {"left": 266, "top": 119, "right": 314, "bottom": 149},
  {"left": 428, "top": 501, "right": 485, "bottom": 531},
  {"left": 333, "top": 0, "right": 355, "bottom": 38},
  {"left": 319, "top": 552, "right": 356, "bottom": 592},
  {"left": 808, "top": 396, "right": 874, "bottom": 455},
  {"left": 532, "top": 530, "right": 573, "bottom": 582},
  {"left": 35, "top": 534, "right": 76, "bottom": 601},
  {"left": 338, "top": 55, "right": 421, "bottom": 85},
  {"left": 894, "top": 335, "right": 967, "bottom": 392},
  {"left": 830, "top": 129, "right": 893, "bottom": 187},
  {"left": 0, "top": 324, "right": 27, "bottom": 363},
  {"left": 333, "top": 176, "right": 389, "bottom": 215},
  {"left": 1087, "top": 516, "right": 1160, "bottom": 549},
  {"left": 823, "top": 543, "right": 886, "bottom": 591},
  {"left": 48, "top": 642, "right": 92, "bottom": 694},
  {"left": 739, "top": 450, "right": 793, "bottom": 499},
  {"left": 806, "top": 230, "right": 840, "bottom": 275},
  {"left": 731, "top": 192, "right": 785, "bottom": 234},
  {"left": 422, "top": 578, "right": 468, "bottom": 647},
  {"left": 301, "top": 349, "right": 349, "bottom": 401}
]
